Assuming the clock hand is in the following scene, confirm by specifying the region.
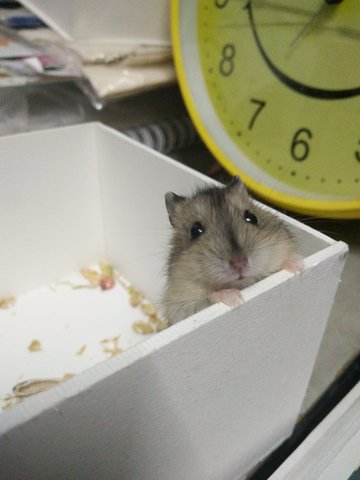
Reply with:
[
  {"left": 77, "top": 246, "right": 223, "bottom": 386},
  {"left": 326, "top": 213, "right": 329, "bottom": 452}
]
[
  {"left": 289, "top": 2, "right": 327, "bottom": 49},
  {"left": 245, "top": 1, "right": 355, "bottom": 46},
  {"left": 289, "top": 0, "right": 344, "bottom": 53},
  {"left": 245, "top": 0, "right": 360, "bottom": 99}
]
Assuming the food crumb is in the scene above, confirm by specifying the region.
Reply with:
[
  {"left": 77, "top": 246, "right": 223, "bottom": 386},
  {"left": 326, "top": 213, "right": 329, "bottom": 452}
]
[
  {"left": 103, "top": 346, "right": 122, "bottom": 356},
  {"left": 101, "top": 335, "right": 120, "bottom": 344},
  {"left": 76, "top": 345, "right": 87, "bottom": 356},
  {"left": 128, "top": 286, "right": 144, "bottom": 307},
  {"left": 132, "top": 297, "right": 166, "bottom": 335},
  {"left": 100, "top": 336, "right": 122, "bottom": 357},
  {"left": 28, "top": 339, "right": 42, "bottom": 352},
  {"left": 78, "top": 264, "right": 116, "bottom": 290},
  {"left": 99, "top": 276, "right": 115, "bottom": 290},
  {"left": 13, "top": 378, "right": 61, "bottom": 397},
  {"left": 0, "top": 296, "right": 16, "bottom": 309},
  {"left": 141, "top": 303, "right": 157, "bottom": 317},
  {"left": 2, "top": 395, "right": 21, "bottom": 411},
  {"left": 2, "top": 374, "right": 76, "bottom": 410},
  {"left": 132, "top": 321, "right": 154, "bottom": 335},
  {"left": 100, "top": 263, "right": 114, "bottom": 279},
  {"left": 80, "top": 268, "right": 101, "bottom": 286},
  {"left": 152, "top": 317, "right": 167, "bottom": 332}
]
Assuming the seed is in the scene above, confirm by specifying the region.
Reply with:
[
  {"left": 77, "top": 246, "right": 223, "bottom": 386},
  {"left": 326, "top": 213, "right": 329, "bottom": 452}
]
[
  {"left": 129, "top": 291, "right": 144, "bottom": 307},
  {"left": 151, "top": 317, "right": 167, "bottom": 332},
  {"left": 0, "top": 296, "right": 15, "bottom": 309},
  {"left": 80, "top": 268, "right": 101, "bottom": 285},
  {"left": 141, "top": 303, "right": 157, "bottom": 316},
  {"left": 28, "top": 339, "right": 42, "bottom": 352},
  {"left": 13, "top": 378, "right": 61, "bottom": 397},
  {"left": 100, "top": 263, "right": 114, "bottom": 279},
  {"left": 132, "top": 321, "right": 154, "bottom": 335}
]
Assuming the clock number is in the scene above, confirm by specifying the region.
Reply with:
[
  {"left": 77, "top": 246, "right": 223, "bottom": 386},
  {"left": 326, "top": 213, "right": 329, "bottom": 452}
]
[
  {"left": 219, "top": 44, "right": 236, "bottom": 76},
  {"left": 215, "top": 0, "right": 229, "bottom": 7},
  {"left": 291, "top": 128, "right": 312, "bottom": 161},
  {"left": 248, "top": 98, "right": 266, "bottom": 130},
  {"left": 355, "top": 140, "right": 360, "bottom": 162}
]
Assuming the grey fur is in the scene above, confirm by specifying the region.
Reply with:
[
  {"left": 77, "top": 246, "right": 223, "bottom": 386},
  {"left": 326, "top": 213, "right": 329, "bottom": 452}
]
[{"left": 161, "top": 178, "right": 297, "bottom": 326}]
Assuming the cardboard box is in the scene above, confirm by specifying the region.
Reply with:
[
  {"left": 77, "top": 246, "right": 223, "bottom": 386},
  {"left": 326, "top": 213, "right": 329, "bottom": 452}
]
[{"left": 0, "top": 123, "right": 348, "bottom": 480}]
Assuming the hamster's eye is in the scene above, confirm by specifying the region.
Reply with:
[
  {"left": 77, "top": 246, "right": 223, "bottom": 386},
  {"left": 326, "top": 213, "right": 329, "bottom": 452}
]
[
  {"left": 190, "top": 221, "right": 205, "bottom": 240},
  {"left": 244, "top": 210, "right": 258, "bottom": 225}
]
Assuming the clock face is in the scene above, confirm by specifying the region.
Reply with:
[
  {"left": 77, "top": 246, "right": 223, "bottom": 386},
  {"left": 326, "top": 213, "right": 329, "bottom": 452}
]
[{"left": 172, "top": 0, "right": 360, "bottom": 218}]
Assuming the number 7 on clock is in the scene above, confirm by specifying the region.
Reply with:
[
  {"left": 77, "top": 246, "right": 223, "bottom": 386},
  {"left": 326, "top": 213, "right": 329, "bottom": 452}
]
[{"left": 248, "top": 98, "right": 266, "bottom": 130}]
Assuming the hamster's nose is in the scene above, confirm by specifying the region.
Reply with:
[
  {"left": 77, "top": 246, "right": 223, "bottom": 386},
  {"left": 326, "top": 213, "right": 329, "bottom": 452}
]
[{"left": 229, "top": 256, "right": 248, "bottom": 272}]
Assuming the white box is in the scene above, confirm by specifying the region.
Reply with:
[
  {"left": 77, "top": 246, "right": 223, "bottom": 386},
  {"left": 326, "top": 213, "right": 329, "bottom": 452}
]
[
  {"left": 0, "top": 124, "right": 347, "bottom": 480},
  {"left": 21, "top": 0, "right": 170, "bottom": 45}
]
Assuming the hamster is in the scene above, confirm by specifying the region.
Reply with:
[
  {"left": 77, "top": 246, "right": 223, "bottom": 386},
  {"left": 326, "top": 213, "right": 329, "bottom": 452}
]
[{"left": 161, "top": 176, "right": 303, "bottom": 326}]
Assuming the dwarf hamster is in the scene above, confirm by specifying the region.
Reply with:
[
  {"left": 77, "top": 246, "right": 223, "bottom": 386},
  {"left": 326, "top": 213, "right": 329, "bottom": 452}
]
[{"left": 161, "top": 176, "right": 303, "bottom": 326}]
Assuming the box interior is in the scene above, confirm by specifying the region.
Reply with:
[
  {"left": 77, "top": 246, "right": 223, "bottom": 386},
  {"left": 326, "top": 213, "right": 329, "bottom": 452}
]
[
  {"left": 0, "top": 124, "right": 218, "bottom": 406},
  {"left": 0, "top": 123, "right": 335, "bottom": 410},
  {"left": 0, "top": 123, "right": 334, "bottom": 299}
]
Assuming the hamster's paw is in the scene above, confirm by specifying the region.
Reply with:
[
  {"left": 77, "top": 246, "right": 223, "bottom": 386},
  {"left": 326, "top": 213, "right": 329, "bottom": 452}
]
[
  {"left": 283, "top": 254, "right": 304, "bottom": 274},
  {"left": 209, "top": 289, "right": 243, "bottom": 308}
]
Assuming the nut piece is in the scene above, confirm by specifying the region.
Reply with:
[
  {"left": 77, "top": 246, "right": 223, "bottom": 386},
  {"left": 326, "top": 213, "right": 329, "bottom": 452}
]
[
  {"left": 141, "top": 303, "right": 157, "bottom": 317},
  {"left": 151, "top": 317, "right": 167, "bottom": 332},
  {"left": 28, "top": 339, "right": 42, "bottom": 352},
  {"left": 132, "top": 321, "right": 154, "bottom": 335},
  {"left": 0, "top": 296, "right": 15, "bottom": 309},
  {"left": 128, "top": 286, "right": 144, "bottom": 307},
  {"left": 100, "top": 263, "right": 114, "bottom": 279},
  {"left": 80, "top": 268, "right": 101, "bottom": 286}
]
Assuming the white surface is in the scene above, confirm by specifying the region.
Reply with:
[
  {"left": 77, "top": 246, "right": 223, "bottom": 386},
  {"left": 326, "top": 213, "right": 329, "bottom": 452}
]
[
  {"left": 21, "top": 0, "right": 170, "bottom": 44},
  {"left": 0, "top": 269, "right": 156, "bottom": 403},
  {"left": 0, "top": 125, "right": 104, "bottom": 297},
  {"left": 269, "top": 381, "right": 360, "bottom": 480},
  {"left": 0, "top": 124, "right": 348, "bottom": 480}
]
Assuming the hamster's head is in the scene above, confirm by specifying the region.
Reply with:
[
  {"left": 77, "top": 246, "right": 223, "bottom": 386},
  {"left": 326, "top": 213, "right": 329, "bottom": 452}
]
[{"left": 165, "top": 177, "right": 296, "bottom": 289}]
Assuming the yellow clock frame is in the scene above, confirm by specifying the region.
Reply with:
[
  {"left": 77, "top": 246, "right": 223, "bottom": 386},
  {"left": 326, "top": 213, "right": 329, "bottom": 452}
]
[{"left": 172, "top": 0, "right": 360, "bottom": 218}]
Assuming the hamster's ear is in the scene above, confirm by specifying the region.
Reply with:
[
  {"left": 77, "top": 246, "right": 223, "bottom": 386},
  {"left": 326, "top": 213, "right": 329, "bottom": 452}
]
[
  {"left": 226, "top": 176, "right": 248, "bottom": 198},
  {"left": 165, "top": 192, "right": 185, "bottom": 227}
]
